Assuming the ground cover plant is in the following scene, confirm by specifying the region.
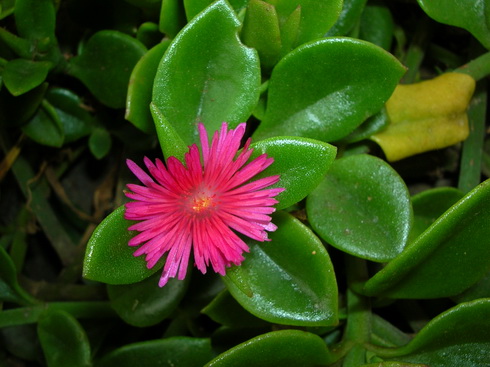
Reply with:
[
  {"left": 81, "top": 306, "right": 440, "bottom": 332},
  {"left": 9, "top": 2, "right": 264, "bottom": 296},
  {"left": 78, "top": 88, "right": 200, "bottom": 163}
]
[{"left": 0, "top": 0, "right": 490, "bottom": 366}]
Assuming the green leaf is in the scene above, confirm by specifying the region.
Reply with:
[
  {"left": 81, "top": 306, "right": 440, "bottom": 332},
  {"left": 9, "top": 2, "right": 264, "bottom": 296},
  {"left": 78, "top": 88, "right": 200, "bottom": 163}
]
[
  {"left": 223, "top": 211, "right": 338, "bottom": 327},
  {"left": 46, "top": 88, "right": 95, "bottom": 143},
  {"left": 206, "top": 329, "right": 335, "bottom": 366},
  {"left": 250, "top": 136, "right": 337, "bottom": 210},
  {"left": 88, "top": 127, "right": 112, "bottom": 159},
  {"left": 0, "top": 247, "right": 37, "bottom": 306},
  {"left": 3, "top": 59, "right": 52, "bottom": 96},
  {"left": 83, "top": 206, "right": 160, "bottom": 285},
  {"left": 241, "top": 0, "right": 282, "bottom": 69},
  {"left": 359, "top": 4, "right": 394, "bottom": 51},
  {"left": 107, "top": 271, "right": 189, "bottom": 327},
  {"left": 159, "top": 0, "right": 186, "bottom": 38},
  {"left": 96, "top": 337, "right": 214, "bottom": 367},
  {"left": 417, "top": 0, "right": 490, "bottom": 50},
  {"left": 252, "top": 38, "right": 406, "bottom": 142},
  {"left": 153, "top": 0, "right": 260, "bottom": 146},
  {"left": 307, "top": 154, "right": 412, "bottom": 262},
  {"left": 272, "top": 0, "right": 343, "bottom": 46},
  {"left": 150, "top": 103, "right": 188, "bottom": 161},
  {"left": 126, "top": 41, "right": 171, "bottom": 134},
  {"left": 409, "top": 187, "right": 464, "bottom": 244},
  {"left": 136, "top": 21, "right": 162, "bottom": 49},
  {"left": 326, "top": 0, "right": 368, "bottom": 36},
  {"left": 14, "top": 0, "right": 56, "bottom": 44},
  {"left": 22, "top": 100, "right": 64, "bottom": 148},
  {"left": 363, "top": 179, "right": 490, "bottom": 298},
  {"left": 69, "top": 30, "right": 147, "bottom": 108},
  {"left": 377, "top": 299, "right": 490, "bottom": 366},
  {"left": 202, "top": 290, "right": 268, "bottom": 328},
  {"left": 37, "top": 310, "right": 91, "bottom": 367}
]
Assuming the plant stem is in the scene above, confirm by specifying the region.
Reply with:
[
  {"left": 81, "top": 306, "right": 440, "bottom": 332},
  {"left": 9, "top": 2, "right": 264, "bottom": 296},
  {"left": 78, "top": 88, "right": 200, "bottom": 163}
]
[
  {"left": 456, "top": 51, "right": 490, "bottom": 81},
  {"left": 458, "top": 80, "right": 487, "bottom": 193}
]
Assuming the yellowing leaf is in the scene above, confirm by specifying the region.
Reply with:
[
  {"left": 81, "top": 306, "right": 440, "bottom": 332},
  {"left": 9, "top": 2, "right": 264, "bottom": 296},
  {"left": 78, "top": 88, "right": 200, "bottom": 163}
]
[{"left": 371, "top": 72, "right": 475, "bottom": 161}]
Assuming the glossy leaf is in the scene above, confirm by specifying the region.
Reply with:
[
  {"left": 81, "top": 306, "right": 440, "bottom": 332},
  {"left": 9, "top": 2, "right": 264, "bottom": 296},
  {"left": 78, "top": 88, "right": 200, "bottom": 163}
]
[
  {"left": 37, "top": 310, "right": 91, "bottom": 367},
  {"left": 151, "top": 103, "right": 189, "bottom": 161},
  {"left": 409, "top": 187, "right": 464, "bottom": 244},
  {"left": 377, "top": 299, "right": 490, "bottom": 366},
  {"left": 3, "top": 59, "right": 52, "bottom": 96},
  {"left": 22, "top": 100, "right": 64, "bottom": 148},
  {"left": 223, "top": 211, "right": 338, "bottom": 327},
  {"left": 250, "top": 136, "right": 336, "bottom": 210},
  {"left": 272, "top": 0, "right": 343, "bottom": 46},
  {"left": 107, "top": 271, "right": 189, "bottom": 327},
  {"left": 307, "top": 154, "right": 412, "bottom": 262},
  {"left": 126, "top": 41, "right": 170, "bottom": 134},
  {"left": 417, "top": 0, "right": 490, "bottom": 49},
  {"left": 371, "top": 73, "right": 476, "bottom": 162},
  {"left": 46, "top": 88, "right": 95, "bottom": 143},
  {"left": 363, "top": 179, "right": 490, "bottom": 298},
  {"left": 153, "top": 0, "right": 260, "bottom": 146},
  {"left": 83, "top": 206, "right": 160, "bottom": 285},
  {"left": 96, "top": 337, "right": 213, "bottom": 367},
  {"left": 202, "top": 290, "right": 268, "bottom": 328},
  {"left": 252, "top": 38, "right": 406, "bottom": 142},
  {"left": 206, "top": 329, "right": 335, "bottom": 366},
  {"left": 241, "top": 0, "right": 282, "bottom": 69},
  {"left": 69, "top": 30, "right": 147, "bottom": 108},
  {"left": 88, "top": 127, "right": 112, "bottom": 160}
]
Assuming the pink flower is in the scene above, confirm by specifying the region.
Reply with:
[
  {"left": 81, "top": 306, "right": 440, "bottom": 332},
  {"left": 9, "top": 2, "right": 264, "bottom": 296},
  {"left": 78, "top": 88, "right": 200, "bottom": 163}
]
[{"left": 124, "top": 122, "right": 284, "bottom": 287}]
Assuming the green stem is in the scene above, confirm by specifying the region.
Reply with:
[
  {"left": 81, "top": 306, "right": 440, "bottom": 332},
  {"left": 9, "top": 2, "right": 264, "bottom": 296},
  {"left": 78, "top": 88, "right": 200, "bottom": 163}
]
[
  {"left": 0, "top": 302, "right": 115, "bottom": 328},
  {"left": 401, "top": 18, "right": 431, "bottom": 83},
  {"left": 458, "top": 80, "right": 487, "bottom": 192},
  {"left": 456, "top": 51, "right": 490, "bottom": 81}
]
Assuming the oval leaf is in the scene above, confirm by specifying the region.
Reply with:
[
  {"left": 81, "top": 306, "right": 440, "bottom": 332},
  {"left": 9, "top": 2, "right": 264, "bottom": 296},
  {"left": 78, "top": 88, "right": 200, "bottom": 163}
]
[
  {"left": 37, "top": 310, "right": 91, "bottom": 367},
  {"left": 307, "top": 154, "right": 412, "bottom": 262},
  {"left": 69, "top": 30, "right": 147, "bottom": 108},
  {"left": 97, "top": 337, "right": 213, "bottom": 367},
  {"left": 107, "top": 271, "right": 189, "bottom": 327},
  {"left": 363, "top": 179, "right": 490, "bottom": 298},
  {"left": 223, "top": 211, "right": 338, "bottom": 327},
  {"left": 153, "top": 0, "right": 260, "bottom": 146},
  {"left": 83, "top": 206, "right": 160, "bottom": 285},
  {"left": 206, "top": 330, "right": 334, "bottom": 366},
  {"left": 251, "top": 136, "right": 337, "bottom": 210},
  {"left": 253, "top": 37, "right": 406, "bottom": 142}
]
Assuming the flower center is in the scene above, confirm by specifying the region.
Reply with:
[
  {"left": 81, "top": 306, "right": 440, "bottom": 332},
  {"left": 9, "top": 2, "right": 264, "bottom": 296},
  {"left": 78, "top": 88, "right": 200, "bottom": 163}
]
[
  {"left": 192, "top": 195, "right": 214, "bottom": 213},
  {"left": 184, "top": 186, "right": 219, "bottom": 217}
]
